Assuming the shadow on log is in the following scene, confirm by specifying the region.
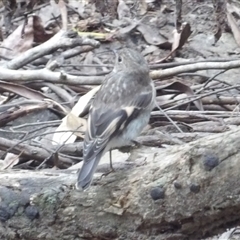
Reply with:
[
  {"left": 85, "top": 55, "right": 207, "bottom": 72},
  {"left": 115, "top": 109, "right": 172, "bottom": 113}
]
[{"left": 1, "top": 127, "right": 240, "bottom": 239}]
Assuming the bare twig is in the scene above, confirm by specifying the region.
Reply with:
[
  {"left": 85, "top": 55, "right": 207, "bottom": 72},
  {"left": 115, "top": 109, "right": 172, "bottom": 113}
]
[
  {"left": 5, "top": 30, "right": 100, "bottom": 70},
  {"left": 0, "top": 67, "right": 103, "bottom": 85},
  {"left": 0, "top": 136, "right": 73, "bottom": 168},
  {"left": 150, "top": 60, "right": 240, "bottom": 79}
]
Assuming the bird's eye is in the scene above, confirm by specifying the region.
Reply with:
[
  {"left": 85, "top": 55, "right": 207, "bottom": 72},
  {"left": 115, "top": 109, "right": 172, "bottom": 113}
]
[{"left": 118, "top": 56, "right": 123, "bottom": 63}]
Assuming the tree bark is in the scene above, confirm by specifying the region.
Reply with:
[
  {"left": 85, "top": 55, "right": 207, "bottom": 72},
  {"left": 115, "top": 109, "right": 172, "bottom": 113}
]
[{"left": 1, "top": 127, "right": 240, "bottom": 240}]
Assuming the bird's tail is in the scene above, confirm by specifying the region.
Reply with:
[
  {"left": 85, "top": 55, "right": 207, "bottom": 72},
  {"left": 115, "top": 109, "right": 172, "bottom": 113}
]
[{"left": 76, "top": 153, "right": 102, "bottom": 191}]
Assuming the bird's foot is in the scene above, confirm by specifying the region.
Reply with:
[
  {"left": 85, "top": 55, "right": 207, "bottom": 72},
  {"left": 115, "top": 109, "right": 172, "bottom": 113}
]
[
  {"left": 100, "top": 167, "right": 115, "bottom": 179},
  {"left": 131, "top": 140, "right": 142, "bottom": 148}
]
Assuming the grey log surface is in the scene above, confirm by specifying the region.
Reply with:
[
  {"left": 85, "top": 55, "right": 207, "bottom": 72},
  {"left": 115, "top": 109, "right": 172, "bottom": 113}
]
[{"left": 1, "top": 127, "right": 240, "bottom": 240}]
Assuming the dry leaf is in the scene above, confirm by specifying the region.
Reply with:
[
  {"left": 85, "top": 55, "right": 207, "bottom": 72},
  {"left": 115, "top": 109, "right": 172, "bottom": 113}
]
[
  {"left": 218, "top": 227, "right": 240, "bottom": 240},
  {"left": 0, "top": 16, "right": 35, "bottom": 58},
  {"left": 0, "top": 95, "right": 8, "bottom": 105},
  {"left": 52, "top": 113, "right": 87, "bottom": 145},
  {"left": 154, "top": 22, "right": 191, "bottom": 63},
  {"left": 52, "top": 86, "right": 100, "bottom": 145},
  {"left": 137, "top": 22, "right": 170, "bottom": 47},
  {"left": 71, "top": 85, "right": 100, "bottom": 117},
  {"left": 111, "top": 20, "right": 139, "bottom": 41},
  {"left": 226, "top": 8, "right": 240, "bottom": 47},
  {"left": 1, "top": 153, "right": 20, "bottom": 170},
  {"left": 0, "top": 15, "right": 53, "bottom": 58},
  {"left": 74, "top": 17, "right": 101, "bottom": 32},
  {"left": 117, "top": 0, "right": 131, "bottom": 19},
  {"left": 157, "top": 81, "right": 203, "bottom": 111},
  {"left": 0, "top": 102, "right": 49, "bottom": 127},
  {"left": 212, "top": 0, "right": 228, "bottom": 43},
  {"left": 33, "top": 15, "right": 54, "bottom": 43},
  {"left": 171, "top": 22, "right": 191, "bottom": 52},
  {"left": 65, "top": 113, "right": 87, "bottom": 138},
  {"left": 227, "top": 2, "right": 240, "bottom": 18},
  {"left": 0, "top": 80, "right": 49, "bottom": 100},
  {"left": 138, "top": 0, "right": 148, "bottom": 15},
  {"left": 58, "top": 0, "right": 68, "bottom": 30}
]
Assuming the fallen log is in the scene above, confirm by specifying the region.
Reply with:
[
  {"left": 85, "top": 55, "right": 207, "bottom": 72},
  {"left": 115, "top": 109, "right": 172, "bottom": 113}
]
[{"left": 1, "top": 127, "right": 240, "bottom": 240}]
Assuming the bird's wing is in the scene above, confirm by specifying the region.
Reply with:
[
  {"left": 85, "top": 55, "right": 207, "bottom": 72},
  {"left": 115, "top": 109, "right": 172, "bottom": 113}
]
[{"left": 83, "top": 86, "right": 154, "bottom": 162}]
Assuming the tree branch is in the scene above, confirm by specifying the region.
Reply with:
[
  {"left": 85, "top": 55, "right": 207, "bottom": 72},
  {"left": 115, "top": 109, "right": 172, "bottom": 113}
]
[{"left": 5, "top": 30, "right": 100, "bottom": 70}]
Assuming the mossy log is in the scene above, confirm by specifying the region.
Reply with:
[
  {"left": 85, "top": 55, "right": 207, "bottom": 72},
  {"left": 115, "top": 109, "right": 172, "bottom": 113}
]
[{"left": 1, "top": 128, "right": 240, "bottom": 239}]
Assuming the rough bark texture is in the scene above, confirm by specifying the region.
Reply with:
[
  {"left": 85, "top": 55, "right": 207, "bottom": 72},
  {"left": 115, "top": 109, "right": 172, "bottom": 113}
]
[{"left": 1, "top": 127, "right": 240, "bottom": 240}]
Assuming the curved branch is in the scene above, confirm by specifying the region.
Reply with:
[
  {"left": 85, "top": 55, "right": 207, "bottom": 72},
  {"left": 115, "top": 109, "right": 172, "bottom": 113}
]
[{"left": 150, "top": 59, "right": 240, "bottom": 79}]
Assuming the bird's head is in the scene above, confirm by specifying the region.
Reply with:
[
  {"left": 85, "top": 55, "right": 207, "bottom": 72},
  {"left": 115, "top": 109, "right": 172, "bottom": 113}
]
[{"left": 113, "top": 48, "right": 149, "bottom": 73}]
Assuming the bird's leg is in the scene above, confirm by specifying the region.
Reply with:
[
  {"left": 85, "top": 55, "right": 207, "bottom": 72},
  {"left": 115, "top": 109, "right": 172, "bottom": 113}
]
[
  {"left": 100, "top": 150, "right": 115, "bottom": 179},
  {"left": 109, "top": 150, "right": 115, "bottom": 171}
]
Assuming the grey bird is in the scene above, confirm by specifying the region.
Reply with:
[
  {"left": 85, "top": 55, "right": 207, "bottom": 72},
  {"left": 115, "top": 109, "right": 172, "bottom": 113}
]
[{"left": 76, "top": 47, "right": 156, "bottom": 190}]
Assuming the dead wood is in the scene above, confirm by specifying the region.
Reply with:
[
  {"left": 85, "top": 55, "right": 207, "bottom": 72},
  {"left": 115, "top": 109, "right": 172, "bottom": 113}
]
[
  {"left": 1, "top": 127, "right": 240, "bottom": 240},
  {"left": 0, "top": 136, "right": 75, "bottom": 168}
]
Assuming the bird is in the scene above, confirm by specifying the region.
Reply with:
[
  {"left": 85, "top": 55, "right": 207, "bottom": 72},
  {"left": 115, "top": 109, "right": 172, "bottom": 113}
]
[{"left": 76, "top": 47, "right": 156, "bottom": 190}]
